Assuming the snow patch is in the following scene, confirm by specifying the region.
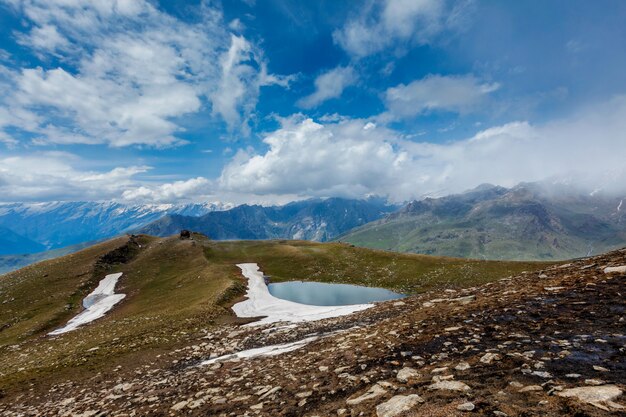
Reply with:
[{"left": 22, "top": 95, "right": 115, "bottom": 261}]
[
  {"left": 200, "top": 335, "right": 320, "bottom": 365},
  {"left": 232, "top": 263, "right": 372, "bottom": 326},
  {"left": 49, "top": 273, "right": 125, "bottom": 336}
]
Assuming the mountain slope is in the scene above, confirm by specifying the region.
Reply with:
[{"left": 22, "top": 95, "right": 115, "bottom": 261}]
[
  {"left": 138, "top": 197, "right": 398, "bottom": 242},
  {"left": 0, "top": 233, "right": 547, "bottom": 398},
  {"left": 2, "top": 233, "right": 624, "bottom": 416},
  {"left": 0, "top": 201, "right": 231, "bottom": 252},
  {"left": 339, "top": 183, "right": 626, "bottom": 260},
  {"left": 0, "top": 226, "right": 46, "bottom": 255}
]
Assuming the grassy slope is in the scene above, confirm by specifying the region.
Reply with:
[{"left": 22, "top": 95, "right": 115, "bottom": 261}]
[
  {"left": 204, "top": 240, "right": 550, "bottom": 294},
  {"left": 338, "top": 216, "right": 623, "bottom": 261},
  {"left": 0, "top": 234, "right": 241, "bottom": 392},
  {"left": 0, "top": 234, "right": 551, "bottom": 394}
]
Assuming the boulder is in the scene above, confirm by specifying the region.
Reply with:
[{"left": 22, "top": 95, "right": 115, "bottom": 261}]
[
  {"left": 428, "top": 380, "right": 471, "bottom": 392},
  {"left": 557, "top": 385, "right": 622, "bottom": 409},
  {"left": 603, "top": 265, "right": 626, "bottom": 274},
  {"left": 396, "top": 367, "right": 421, "bottom": 383},
  {"left": 347, "top": 384, "right": 387, "bottom": 405},
  {"left": 376, "top": 394, "right": 424, "bottom": 417}
]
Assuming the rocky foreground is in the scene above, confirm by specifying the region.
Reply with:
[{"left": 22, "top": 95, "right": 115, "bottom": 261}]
[{"left": 3, "top": 250, "right": 626, "bottom": 416}]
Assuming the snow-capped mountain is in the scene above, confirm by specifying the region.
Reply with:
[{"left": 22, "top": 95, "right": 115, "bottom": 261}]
[{"left": 0, "top": 201, "right": 233, "bottom": 253}]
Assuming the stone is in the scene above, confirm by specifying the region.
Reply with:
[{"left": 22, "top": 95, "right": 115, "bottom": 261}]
[
  {"left": 519, "top": 385, "right": 543, "bottom": 392},
  {"left": 480, "top": 353, "right": 501, "bottom": 364},
  {"left": 457, "top": 402, "right": 475, "bottom": 411},
  {"left": 451, "top": 295, "right": 475, "bottom": 304},
  {"left": 455, "top": 362, "right": 471, "bottom": 371},
  {"left": 171, "top": 400, "right": 189, "bottom": 411},
  {"left": 259, "top": 386, "right": 281, "bottom": 400},
  {"left": 296, "top": 391, "right": 312, "bottom": 398},
  {"left": 584, "top": 379, "right": 605, "bottom": 386},
  {"left": 445, "top": 326, "right": 463, "bottom": 332},
  {"left": 346, "top": 384, "right": 387, "bottom": 405},
  {"left": 603, "top": 265, "right": 626, "bottom": 274},
  {"left": 376, "top": 394, "right": 424, "bottom": 417},
  {"left": 396, "top": 367, "right": 421, "bottom": 383},
  {"left": 556, "top": 385, "right": 622, "bottom": 408},
  {"left": 428, "top": 380, "right": 471, "bottom": 392}
]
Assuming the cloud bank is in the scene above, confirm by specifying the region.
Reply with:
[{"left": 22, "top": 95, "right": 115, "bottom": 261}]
[{"left": 219, "top": 95, "right": 626, "bottom": 202}]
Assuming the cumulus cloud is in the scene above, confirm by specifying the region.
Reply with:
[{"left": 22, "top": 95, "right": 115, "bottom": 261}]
[
  {"left": 297, "top": 66, "right": 357, "bottom": 109},
  {"left": 334, "top": 0, "right": 448, "bottom": 57},
  {"left": 219, "top": 96, "right": 626, "bottom": 202},
  {"left": 384, "top": 74, "right": 500, "bottom": 117},
  {"left": 0, "top": 0, "right": 287, "bottom": 146}
]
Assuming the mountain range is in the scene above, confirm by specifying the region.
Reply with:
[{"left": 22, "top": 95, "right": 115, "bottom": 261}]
[
  {"left": 339, "top": 183, "right": 626, "bottom": 260},
  {"left": 0, "top": 201, "right": 232, "bottom": 252},
  {"left": 1, "top": 182, "right": 626, "bottom": 270},
  {"left": 135, "top": 197, "right": 398, "bottom": 241}
]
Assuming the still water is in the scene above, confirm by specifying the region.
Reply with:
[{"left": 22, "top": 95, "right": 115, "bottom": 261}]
[{"left": 267, "top": 280, "right": 405, "bottom": 306}]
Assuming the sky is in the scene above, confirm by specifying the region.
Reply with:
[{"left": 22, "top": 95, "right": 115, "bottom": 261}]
[{"left": 0, "top": 0, "right": 625, "bottom": 205}]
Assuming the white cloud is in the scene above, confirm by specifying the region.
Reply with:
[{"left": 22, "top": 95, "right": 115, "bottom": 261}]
[
  {"left": 334, "top": 0, "right": 447, "bottom": 57},
  {"left": 219, "top": 95, "right": 626, "bottom": 202},
  {"left": 121, "top": 177, "right": 212, "bottom": 204},
  {"left": 0, "top": 151, "right": 218, "bottom": 203},
  {"left": 17, "top": 24, "right": 70, "bottom": 53},
  {"left": 0, "top": 0, "right": 288, "bottom": 146},
  {"left": 0, "top": 152, "right": 150, "bottom": 201},
  {"left": 384, "top": 74, "right": 500, "bottom": 117},
  {"left": 219, "top": 116, "right": 413, "bottom": 199},
  {"left": 297, "top": 66, "right": 357, "bottom": 109}
]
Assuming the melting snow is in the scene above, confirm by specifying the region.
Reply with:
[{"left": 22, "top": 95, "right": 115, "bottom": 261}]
[
  {"left": 200, "top": 335, "right": 320, "bottom": 365},
  {"left": 232, "top": 263, "right": 373, "bottom": 326},
  {"left": 49, "top": 273, "right": 125, "bottom": 336}
]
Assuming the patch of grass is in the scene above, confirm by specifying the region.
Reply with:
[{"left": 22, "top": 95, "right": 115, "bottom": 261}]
[{"left": 203, "top": 240, "right": 552, "bottom": 294}]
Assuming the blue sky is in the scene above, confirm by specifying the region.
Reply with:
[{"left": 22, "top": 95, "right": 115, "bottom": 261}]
[{"left": 1, "top": 0, "right": 625, "bottom": 204}]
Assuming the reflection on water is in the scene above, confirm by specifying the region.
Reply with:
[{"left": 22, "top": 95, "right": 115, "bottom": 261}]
[{"left": 267, "top": 280, "right": 405, "bottom": 306}]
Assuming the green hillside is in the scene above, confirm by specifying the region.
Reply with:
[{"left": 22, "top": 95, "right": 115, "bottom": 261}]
[
  {"left": 339, "top": 184, "right": 626, "bottom": 260},
  {"left": 0, "top": 233, "right": 550, "bottom": 394}
]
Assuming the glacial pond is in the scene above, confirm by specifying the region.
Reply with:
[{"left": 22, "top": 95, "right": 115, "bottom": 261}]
[{"left": 267, "top": 280, "right": 405, "bottom": 306}]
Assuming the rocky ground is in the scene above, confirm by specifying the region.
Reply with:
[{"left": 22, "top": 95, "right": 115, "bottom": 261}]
[{"left": 2, "top": 249, "right": 625, "bottom": 416}]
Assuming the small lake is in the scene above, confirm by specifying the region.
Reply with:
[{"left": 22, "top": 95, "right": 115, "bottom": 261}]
[{"left": 267, "top": 281, "right": 405, "bottom": 306}]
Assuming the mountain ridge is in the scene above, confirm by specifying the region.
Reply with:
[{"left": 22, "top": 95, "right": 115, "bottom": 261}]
[
  {"left": 339, "top": 182, "right": 626, "bottom": 260},
  {"left": 136, "top": 197, "right": 399, "bottom": 242},
  {"left": 0, "top": 201, "right": 232, "bottom": 252}
]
